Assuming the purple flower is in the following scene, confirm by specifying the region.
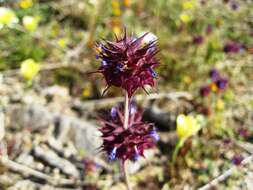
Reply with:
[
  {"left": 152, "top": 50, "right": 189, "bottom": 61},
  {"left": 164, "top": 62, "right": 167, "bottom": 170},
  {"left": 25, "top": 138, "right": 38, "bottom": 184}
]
[
  {"left": 232, "top": 155, "right": 244, "bottom": 165},
  {"left": 216, "top": 78, "right": 228, "bottom": 90},
  {"left": 223, "top": 138, "right": 232, "bottom": 145},
  {"left": 200, "top": 85, "right": 211, "bottom": 97},
  {"left": 209, "top": 68, "right": 220, "bottom": 81},
  {"left": 224, "top": 41, "right": 242, "bottom": 53},
  {"left": 230, "top": 1, "right": 239, "bottom": 10},
  {"left": 206, "top": 24, "right": 213, "bottom": 35},
  {"left": 192, "top": 35, "right": 204, "bottom": 45},
  {"left": 99, "top": 106, "right": 157, "bottom": 162},
  {"left": 94, "top": 31, "right": 159, "bottom": 97},
  {"left": 238, "top": 128, "right": 249, "bottom": 139}
]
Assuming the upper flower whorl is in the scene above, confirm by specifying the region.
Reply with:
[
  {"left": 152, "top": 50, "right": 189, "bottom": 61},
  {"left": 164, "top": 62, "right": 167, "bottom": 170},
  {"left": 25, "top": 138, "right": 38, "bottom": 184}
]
[{"left": 95, "top": 32, "right": 159, "bottom": 97}]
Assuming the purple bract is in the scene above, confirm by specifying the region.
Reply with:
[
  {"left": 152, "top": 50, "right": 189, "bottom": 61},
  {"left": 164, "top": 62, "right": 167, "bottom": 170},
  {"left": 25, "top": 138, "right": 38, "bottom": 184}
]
[
  {"left": 99, "top": 106, "right": 158, "bottom": 162},
  {"left": 95, "top": 31, "right": 159, "bottom": 97}
]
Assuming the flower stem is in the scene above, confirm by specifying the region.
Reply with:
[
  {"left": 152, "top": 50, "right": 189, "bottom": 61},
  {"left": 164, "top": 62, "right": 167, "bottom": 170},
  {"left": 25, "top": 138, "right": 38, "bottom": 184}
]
[
  {"left": 122, "top": 91, "right": 132, "bottom": 190},
  {"left": 123, "top": 91, "right": 129, "bottom": 130},
  {"left": 172, "top": 139, "right": 185, "bottom": 163},
  {"left": 123, "top": 161, "right": 132, "bottom": 190}
]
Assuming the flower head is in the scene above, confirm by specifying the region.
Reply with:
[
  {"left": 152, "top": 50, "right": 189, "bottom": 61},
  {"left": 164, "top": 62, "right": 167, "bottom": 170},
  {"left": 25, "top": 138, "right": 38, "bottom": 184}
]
[
  {"left": 20, "top": 59, "right": 40, "bottom": 81},
  {"left": 216, "top": 77, "right": 228, "bottom": 91},
  {"left": 232, "top": 155, "right": 243, "bottom": 165},
  {"left": 224, "top": 41, "right": 242, "bottom": 53},
  {"left": 95, "top": 31, "right": 159, "bottom": 97},
  {"left": 209, "top": 68, "right": 220, "bottom": 81},
  {"left": 176, "top": 114, "right": 201, "bottom": 140},
  {"left": 192, "top": 35, "right": 204, "bottom": 45},
  {"left": 18, "top": 0, "right": 33, "bottom": 9},
  {"left": 182, "top": 0, "right": 196, "bottom": 10},
  {"left": 199, "top": 85, "right": 210, "bottom": 97},
  {"left": 180, "top": 13, "right": 191, "bottom": 23},
  {"left": 0, "top": 7, "right": 18, "bottom": 29},
  {"left": 206, "top": 24, "right": 213, "bottom": 35},
  {"left": 22, "top": 16, "right": 39, "bottom": 32},
  {"left": 99, "top": 106, "right": 158, "bottom": 162}
]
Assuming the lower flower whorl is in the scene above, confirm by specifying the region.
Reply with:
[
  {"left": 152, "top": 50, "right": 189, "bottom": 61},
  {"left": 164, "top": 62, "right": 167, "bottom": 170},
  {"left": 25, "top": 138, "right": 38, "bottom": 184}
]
[{"left": 99, "top": 106, "right": 159, "bottom": 162}]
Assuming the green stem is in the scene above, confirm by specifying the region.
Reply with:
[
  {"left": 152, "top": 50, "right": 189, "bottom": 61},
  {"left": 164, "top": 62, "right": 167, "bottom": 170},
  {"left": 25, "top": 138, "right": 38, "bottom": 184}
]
[{"left": 172, "top": 139, "right": 185, "bottom": 163}]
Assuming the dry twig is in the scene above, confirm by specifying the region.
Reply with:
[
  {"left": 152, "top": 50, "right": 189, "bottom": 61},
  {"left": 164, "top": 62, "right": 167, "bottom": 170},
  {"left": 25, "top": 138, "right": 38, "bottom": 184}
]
[{"left": 198, "top": 154, "right": 253, "bottom": 190}]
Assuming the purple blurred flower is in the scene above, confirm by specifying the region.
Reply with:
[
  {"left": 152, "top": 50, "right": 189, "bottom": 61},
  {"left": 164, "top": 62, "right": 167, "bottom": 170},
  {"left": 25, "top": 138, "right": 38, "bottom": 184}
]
[
  {"left": 193, "top": 35, "right": 204, "bottom": 45},
  {"left": 200, "top": 85, "right": 211, "bottom": 97},
  {"left": 224, "top": 41, "right": 242, "bottom": 53},
  {"left": 223, "top": 138, "right": 232, "bottom": 145},
  {"left": 238, "top": 128, "right": 249, "bottom": 139},
  {"left": 206, "top": 24, "right": 213, "bottom": 35},
  {"left": 230, "top": 1, "right": 239, "bottom": 10},
  {"left": 209, "top": 68, "right": 220, "bottom": 81},
  {"left": 232, "top": 155, "right": 244, "bottom": 165},
  {"left": 216, "top": 78, "right": 228, "bottom": 90}
]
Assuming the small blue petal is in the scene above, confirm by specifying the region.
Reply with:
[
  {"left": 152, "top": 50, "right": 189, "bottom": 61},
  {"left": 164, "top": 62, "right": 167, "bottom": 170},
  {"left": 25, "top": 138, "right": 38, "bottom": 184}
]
[
  {"left": 130, "top": 105, "right": 137, "bottom": 115},
  {"left": 133, "top": 153, "right": 140, "bottom": 161},
  {"left": 101, "top": 60, "right": 107, "bottom": 66},
  {"left": 113, "top": 65, "right": 121, "bottom": 73},
  {"left": 148, "top": 68, "right": 157, "bottom": 78},
  {"left": 114, "top": 65, "right": 124, "bottom": 73},
  {"left": 150, "top": 130, "right": 160, "bottom": 141},
  {"left": 108, "top": 147, "right": 117, "bottom": 161},
  {"left": 95, "top": 54, "right": 100, "bottom": 59},
  {"left": 110, "top": 107, "right": 117, "bottom": 118},
  {"left": 133, "top": 146, "right": 140, "bottom": 161}
]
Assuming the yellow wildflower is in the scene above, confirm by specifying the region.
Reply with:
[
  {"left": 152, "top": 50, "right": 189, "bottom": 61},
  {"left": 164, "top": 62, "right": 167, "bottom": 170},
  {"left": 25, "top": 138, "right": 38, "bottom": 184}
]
[
  {"left": 112, "top": 0, "right": 121, "bottom": 16},
  {"left": 20, "top": 59, "right": 40, "bottom": 81},
  {"left": 0, "top": 7, "right": 18, "bottom": 29},
  {"left": 182, "top": 1, "right": 195, "bottom": 10},
  {"left": 176, "top": 114, "right": 201, "bottom": 140},
  {"left": 216, "top": 99, "right": 225, "bottom": 111},
  {"left": 124, "top": 0, "right": 130, "bottom": 7},
  {"left": 210, "top": 83, "right": 217, "bottom": 92},
  {"left": 82, "top": 86, "right": 91, "bottom": 98},
  {"left": 180, "top": 13, "right": 191, "bottom": 23},
  {"left": 22, "top": 16, "right": 39, "bottom": 32},
  {"left": 183, "top": 76, "right": 192, "bottom": 84},
  {"left": 57, "top": 38, "right": 68, "bottom": 48},
  {"left": 18, "top": 0, "right": 33, "bottom": 9},
  {"left": 113, "top": 26, "right": 121, "bottom": 36}
]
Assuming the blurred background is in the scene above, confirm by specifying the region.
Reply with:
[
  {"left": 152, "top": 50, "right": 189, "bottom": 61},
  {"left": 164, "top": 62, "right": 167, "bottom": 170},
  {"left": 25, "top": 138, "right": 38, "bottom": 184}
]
[{"left": 0, "top": 0, "right": 252, "bottom": 189}]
